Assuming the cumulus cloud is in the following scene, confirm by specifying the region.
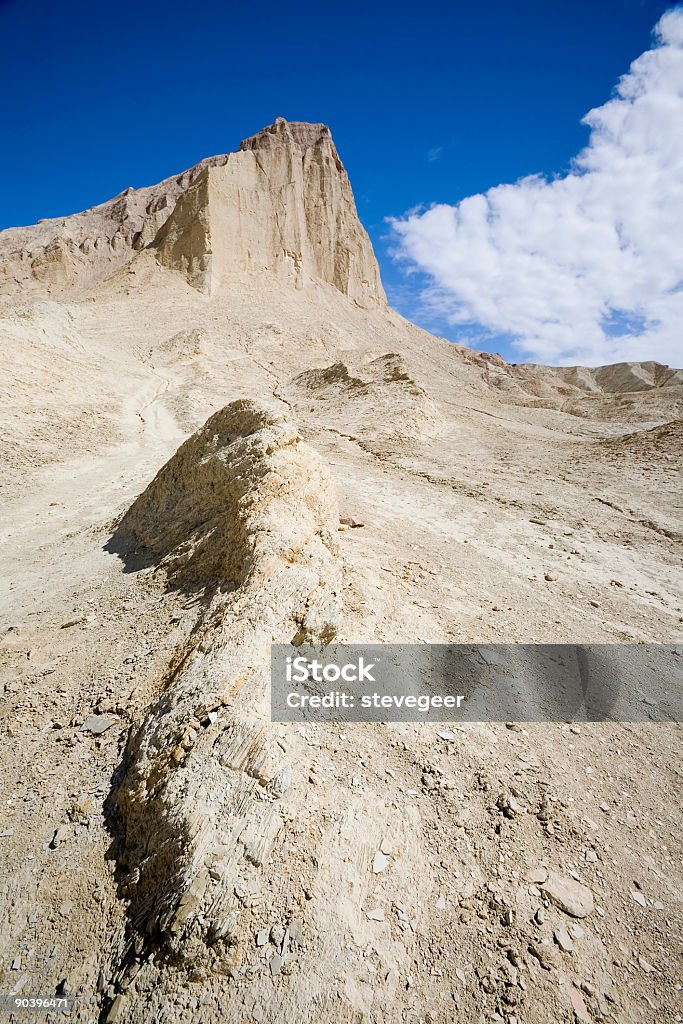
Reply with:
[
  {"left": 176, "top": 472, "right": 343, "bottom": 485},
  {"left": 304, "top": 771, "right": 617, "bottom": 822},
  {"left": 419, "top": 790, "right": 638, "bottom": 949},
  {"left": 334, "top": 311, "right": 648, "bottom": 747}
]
[{"left": 391, "top": 9, "right": 683, "bottom": 366}]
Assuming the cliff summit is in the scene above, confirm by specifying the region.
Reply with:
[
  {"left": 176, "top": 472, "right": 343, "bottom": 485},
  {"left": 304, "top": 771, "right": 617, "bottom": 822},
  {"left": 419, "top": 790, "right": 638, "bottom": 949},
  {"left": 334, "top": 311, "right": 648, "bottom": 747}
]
[{"left": 0, "top": 118, "right": 385, "bottom": 307}]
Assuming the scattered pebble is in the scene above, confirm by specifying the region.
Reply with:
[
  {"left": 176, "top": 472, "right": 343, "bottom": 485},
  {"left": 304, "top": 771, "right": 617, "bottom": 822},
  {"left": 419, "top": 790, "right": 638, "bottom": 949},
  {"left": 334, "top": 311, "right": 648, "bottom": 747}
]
[
  {"left": 50, "top": 825, "right": 70, "bottom": 849},
  {"left": 81, "top": 714, "right": 118, "bottom": 735},
  {"left": 372, "top": 851, "right": 389, "bottom": 874},
  {"left": 528, "top": 942, "right": 557, "bottom": 970},
  {"left": 554, "top": 926, "right": 574, "bottom": 953},
  {"left": 568, "top": 984, "right": 592, "bottom": 1024},
  {"left": 542, "top": 873, "right": 594, "bottom": 918},
  {"left": 269, "top": 954, "right": 283, "bottom": 977}
]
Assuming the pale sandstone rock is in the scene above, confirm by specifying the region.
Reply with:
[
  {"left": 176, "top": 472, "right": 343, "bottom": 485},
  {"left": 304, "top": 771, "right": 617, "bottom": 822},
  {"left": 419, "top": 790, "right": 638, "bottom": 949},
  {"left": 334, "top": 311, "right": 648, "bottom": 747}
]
[
  {"left": 155, "top": 118, "right": 385, "bottom": 304},
  {"left": 0, "top": 118, "right": 385, "bottom": 308},
  {"left": 111, "top": 400, "right": 341, "bottom": 973},
  {"left": 542, "top": 872, "right": 594, "bottom": 918}
]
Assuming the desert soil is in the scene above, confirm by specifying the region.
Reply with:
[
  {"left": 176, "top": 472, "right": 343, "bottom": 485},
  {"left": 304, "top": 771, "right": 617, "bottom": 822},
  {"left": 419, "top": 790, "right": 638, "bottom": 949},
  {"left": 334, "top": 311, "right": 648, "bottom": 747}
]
[{"left": 0, "top": 120, "right": 681, "bottom": 1024}]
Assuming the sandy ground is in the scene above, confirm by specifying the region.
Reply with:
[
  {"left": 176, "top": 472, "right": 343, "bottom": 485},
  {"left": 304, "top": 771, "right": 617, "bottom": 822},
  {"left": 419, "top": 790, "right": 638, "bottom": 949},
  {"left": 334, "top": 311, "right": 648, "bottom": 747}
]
[{"left": 0, "top": 262, "right": 681, "bottom": 1024}]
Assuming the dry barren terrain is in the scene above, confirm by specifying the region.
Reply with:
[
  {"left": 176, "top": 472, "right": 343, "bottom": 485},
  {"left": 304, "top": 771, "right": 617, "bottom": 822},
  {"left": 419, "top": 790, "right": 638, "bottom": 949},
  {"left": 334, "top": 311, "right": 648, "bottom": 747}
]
[{"left": 0, "top": 119, "right": 681, "bottom": 1024}]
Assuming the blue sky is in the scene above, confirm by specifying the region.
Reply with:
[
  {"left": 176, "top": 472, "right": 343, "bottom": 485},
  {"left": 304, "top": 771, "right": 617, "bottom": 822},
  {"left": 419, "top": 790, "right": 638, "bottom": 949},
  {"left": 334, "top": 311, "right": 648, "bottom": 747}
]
[{"left": 1, "top": 0, "right": 679, "bottom": 364}]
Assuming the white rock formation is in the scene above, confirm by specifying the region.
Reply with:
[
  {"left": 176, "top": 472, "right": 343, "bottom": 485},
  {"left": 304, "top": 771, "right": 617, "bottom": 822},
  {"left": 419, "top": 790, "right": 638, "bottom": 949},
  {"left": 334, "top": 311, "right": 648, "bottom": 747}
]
[
  {"left": 0, "top": 118, "right": 385, "bottom": 307},
  {"left": 155, "top": 118, "right": 385, "bottom": 304},
  {"left": 111, "top": 400, "right": 340, "bottom": 972}
]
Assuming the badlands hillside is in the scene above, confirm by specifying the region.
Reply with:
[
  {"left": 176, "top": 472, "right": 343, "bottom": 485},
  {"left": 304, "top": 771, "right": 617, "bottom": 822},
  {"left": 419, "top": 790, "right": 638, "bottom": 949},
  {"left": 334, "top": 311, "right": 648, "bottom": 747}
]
[{"left": 0, "top": 118, "right": 681, "bottom": 1024}]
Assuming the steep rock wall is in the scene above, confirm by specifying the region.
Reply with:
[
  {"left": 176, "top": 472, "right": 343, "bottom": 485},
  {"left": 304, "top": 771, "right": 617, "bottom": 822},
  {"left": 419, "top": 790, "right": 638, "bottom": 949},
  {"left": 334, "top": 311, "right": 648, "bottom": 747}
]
[
  {"left": 0, "top": 119, "right": 385, "bottom": 307},
  {"left": 154, "top": 118, "right": 385, "bottom": 306}
]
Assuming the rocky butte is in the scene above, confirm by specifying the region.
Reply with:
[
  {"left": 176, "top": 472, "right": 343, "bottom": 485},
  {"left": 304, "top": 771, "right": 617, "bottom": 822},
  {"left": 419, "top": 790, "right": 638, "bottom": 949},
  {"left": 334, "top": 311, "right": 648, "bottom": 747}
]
[
  {"left": 0, "top": 119, "right": 680, "bottom": 1024},
  {"left": 0, "top": 118, "right": 384, "bottom": 306}
]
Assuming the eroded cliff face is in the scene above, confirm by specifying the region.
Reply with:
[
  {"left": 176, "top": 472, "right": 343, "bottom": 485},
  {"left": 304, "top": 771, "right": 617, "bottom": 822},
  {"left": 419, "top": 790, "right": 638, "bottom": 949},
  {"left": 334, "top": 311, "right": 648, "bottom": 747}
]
[
  {"left": 154, "top": 118, "right": 385, "bottom": 305},
  {"left": 0, "top": 155, "right": 231, "bottom": 300},
  {"left": 0, "top": 119, "right": 385, "bottom": 308}
]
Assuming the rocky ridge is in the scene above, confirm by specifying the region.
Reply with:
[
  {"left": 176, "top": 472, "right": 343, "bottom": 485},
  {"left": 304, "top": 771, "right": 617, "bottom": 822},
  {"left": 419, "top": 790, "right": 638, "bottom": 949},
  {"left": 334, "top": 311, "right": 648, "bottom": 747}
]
[{"left": 107, "top": 400, "right": 340, "bottom": 983}]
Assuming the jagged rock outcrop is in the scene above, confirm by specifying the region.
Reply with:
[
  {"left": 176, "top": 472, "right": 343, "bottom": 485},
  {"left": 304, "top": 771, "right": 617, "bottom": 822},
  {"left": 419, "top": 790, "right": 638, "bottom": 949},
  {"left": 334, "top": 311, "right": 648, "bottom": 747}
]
[
  {"left": 286, "top": 353, "right": 441, "bottom": 452},
  {"left": 0, "top": 155, "right": 231, "bottom": 300},
  {"left": 0, "top": 118, "right": 385, "bottom": 307},
  {"left": 108, "top": 401, "right": 340, "bottom": 976}
]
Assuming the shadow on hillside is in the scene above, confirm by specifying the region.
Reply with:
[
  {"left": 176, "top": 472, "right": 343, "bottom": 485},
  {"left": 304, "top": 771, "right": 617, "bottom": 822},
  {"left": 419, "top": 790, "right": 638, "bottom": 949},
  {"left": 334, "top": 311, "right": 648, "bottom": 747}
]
[
  {"left": 103, "top": 521, "right": 158, "bottom": 573},
  {"left": 103, "top": 509, "right": 231, "bottom": 603}
]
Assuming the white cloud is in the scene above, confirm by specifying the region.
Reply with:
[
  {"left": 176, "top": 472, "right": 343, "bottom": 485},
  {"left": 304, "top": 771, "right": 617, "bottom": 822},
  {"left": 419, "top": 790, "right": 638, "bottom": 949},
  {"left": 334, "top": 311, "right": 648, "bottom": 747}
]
[{"left": 391, "top": 9, "right": 683, "bottom": 366}]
